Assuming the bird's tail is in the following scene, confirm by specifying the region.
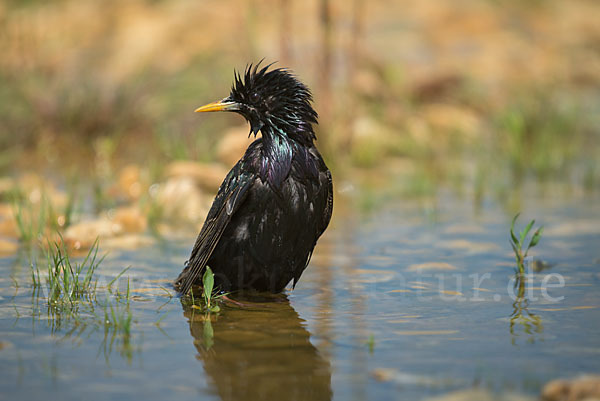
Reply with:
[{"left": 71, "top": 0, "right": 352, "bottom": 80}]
[{"left": 173, "top": 260, "right": 199, "bottom": 293}]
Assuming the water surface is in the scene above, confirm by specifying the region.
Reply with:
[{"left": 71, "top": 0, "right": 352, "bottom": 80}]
[{"left": 1, "top": 183, "right": 599, "bottom": 401}]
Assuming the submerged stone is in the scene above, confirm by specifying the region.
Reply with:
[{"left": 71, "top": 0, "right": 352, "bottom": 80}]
[
  {"left": 424, "top": 389, "right": 534, "bottom": 401},
  {"left": 102, "top": 234, "right": 154, "bottom": 250},
  {"left": 112, "top": 206, "right": 147, "bottom": 233},
  {"left": 154, "top": 177, "right": 208, "bottom": 224},
  {"left": 165, "top": 161, "right": 228, "bottom": 192},
  {"left": 542, "top": 375, "right": 600, "bottom": 401},
  {"left": 113, "top": 164, "right": 146, "bottom": 201}
]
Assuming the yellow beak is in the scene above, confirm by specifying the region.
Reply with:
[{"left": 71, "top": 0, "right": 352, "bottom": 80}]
[{"left": 195, "top": 98, "right": 240, "bottom": 113}]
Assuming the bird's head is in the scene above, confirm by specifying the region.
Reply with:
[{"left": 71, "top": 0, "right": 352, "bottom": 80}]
[{"left": 195, "top": 63, "right": 318, "bottom": 144}]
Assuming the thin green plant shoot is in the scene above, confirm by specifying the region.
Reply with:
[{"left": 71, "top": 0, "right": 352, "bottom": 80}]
[
  {"left": 188, "top": 266, "right": 225, "bottom": 314},
  {"left": 202, "top": 266, "right": 221, "bottom": 313},
  {"left": 366, "top": 334, "right": 375, "bottom": 353},
  {"left": 184, "top": 266, "right": 225, "bottom": 351},
  {"left": 11, "top": 185, "right": 78, "bottom": 244},
  {"left": 45, "top": 237, "right": 105, "bottom": 309},
  {"left": 509, "top": 213, "right": 544, "bottom": 275},
  {"left": 20, "top": 233, "right": 138, "bottom": 361}
]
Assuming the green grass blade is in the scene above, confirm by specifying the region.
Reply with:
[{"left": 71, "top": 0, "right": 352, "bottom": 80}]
[
  {"left": 526, "top": 226, "right": 544, "bottom": 255},
  {"left": 519, "top": 219, "right": 535, "bottom": 246},
  {"left": 529, "top": 226, "right": 544, "bottom": 248},
  {"left": 78, "top": 237, "right": 97, "bottom": 278},
  {"left": 510, "top": 213, "right": 520, "bottom": 245},
  {"left": 108, "top": 266, "right": 131, "bottom": 289}
]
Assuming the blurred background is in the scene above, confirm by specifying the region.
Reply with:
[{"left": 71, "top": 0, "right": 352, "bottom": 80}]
[
  {"left": 1, "top": 3, "right": 600, "bottom": 400},
  {"left": 0, "top": 0, "right": 599, "bottom": 243}
]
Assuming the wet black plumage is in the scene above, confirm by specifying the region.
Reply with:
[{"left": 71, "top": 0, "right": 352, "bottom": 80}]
[{"left": 174, "top": 63, "right": 333, "bottom": 294}]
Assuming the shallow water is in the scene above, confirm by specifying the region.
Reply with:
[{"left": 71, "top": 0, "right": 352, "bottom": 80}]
[{"left": 1, "top": 183, "right": 599, "bottom": 401}]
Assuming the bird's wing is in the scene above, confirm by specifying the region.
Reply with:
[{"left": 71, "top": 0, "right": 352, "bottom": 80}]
[
  {"left": 292, "top": 165, "right": 333, "bottom": 288},
  {"left": 321, "top": 169, "right": 334, "bottom": 235},
  {"left": 174, "top": 165, "right": 254, "bottom": 294}
]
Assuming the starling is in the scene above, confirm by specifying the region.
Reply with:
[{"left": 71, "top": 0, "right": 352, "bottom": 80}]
[{"left": 174, "top": 63, "right": 333, "bottom": 294}]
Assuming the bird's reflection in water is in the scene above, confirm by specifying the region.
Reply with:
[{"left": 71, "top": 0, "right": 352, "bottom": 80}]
[{"left": 182, "top": 293, "right": 332, "bottom": 401}]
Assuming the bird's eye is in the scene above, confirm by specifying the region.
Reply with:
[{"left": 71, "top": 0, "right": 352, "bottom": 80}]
[{"left": 250, "top": 92, "right": 260, "bottom": 102}]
